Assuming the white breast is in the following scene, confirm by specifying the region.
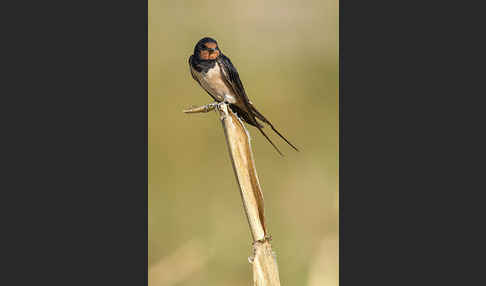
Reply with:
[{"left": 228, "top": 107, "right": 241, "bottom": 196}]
[{"left": 197, "top": 64, "right": 236, "bottom": 103}]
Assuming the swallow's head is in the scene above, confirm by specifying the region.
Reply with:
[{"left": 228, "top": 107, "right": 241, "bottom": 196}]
[{"left": 194, "top": 37, "right": 220, "bottom": 61}]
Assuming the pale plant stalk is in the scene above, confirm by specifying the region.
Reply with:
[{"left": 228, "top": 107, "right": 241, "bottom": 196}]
[{"left": 184, "top": 102, "right": 281, "bottom": 286}]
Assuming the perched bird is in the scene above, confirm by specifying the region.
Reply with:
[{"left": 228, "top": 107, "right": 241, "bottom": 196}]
[{"left": 188, "top": 37, "right": 299, "bottom": 156}]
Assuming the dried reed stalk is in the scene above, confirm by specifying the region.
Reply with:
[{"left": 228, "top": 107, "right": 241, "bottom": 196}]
[{"left": 184, "top": 102, "right": 281, "bottom": 286}]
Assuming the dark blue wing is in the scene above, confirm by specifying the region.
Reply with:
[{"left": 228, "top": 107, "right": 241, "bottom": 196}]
[{"left": 217, "top": 54, "right": 299, "bottom": 153}]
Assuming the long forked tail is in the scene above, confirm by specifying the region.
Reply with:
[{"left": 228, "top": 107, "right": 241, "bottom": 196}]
[
  {"left": 229, "top": 103, "right": 299, "bottom": 156},
  {"left": 229, "top": 103, "right": 285, "bottom": 156},
  {"left": 255, "top": 124, "right": 284, "bottom": 156},
  {"left": 250, "top": 105, "right": 300, "bottom": 152}
]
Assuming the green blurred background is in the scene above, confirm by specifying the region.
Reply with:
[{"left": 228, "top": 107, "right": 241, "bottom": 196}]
[{"left": 149, "top": 0, "right": 338, "bottom": 285}]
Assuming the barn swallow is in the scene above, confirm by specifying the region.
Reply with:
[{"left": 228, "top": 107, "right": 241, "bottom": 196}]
[{"left": 188, "top": 37, "right": 299, "bottom": 156}]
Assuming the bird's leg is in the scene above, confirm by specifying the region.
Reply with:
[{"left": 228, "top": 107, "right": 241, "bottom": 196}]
[{"left": 218, "top": 101, "right": 229, "bottom": 109}]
